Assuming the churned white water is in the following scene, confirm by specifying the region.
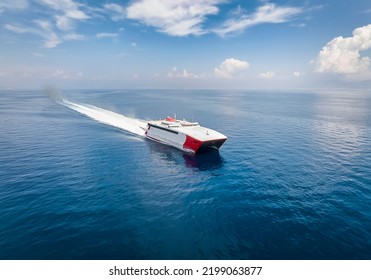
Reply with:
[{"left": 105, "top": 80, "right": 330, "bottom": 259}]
[{"left": 59, "top": 98, "right": 147, "bottom": 137}]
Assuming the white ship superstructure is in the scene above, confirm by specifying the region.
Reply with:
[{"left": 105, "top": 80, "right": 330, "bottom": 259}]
[{"left": 145, "top": 117, "right": 227, "bottom": 153}]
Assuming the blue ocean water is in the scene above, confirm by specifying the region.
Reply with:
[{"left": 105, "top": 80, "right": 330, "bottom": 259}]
[{"left": 0, "top": 89, "right": 370, "bottom": 260}]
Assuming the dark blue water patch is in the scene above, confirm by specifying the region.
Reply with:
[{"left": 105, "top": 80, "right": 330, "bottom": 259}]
[{"left": 0, "top": 89, "right": 370, "bottom": 259}]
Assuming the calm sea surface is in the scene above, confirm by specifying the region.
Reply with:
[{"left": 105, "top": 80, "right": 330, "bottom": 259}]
[{"left": 0, "top": 89, "right": 370, "bottom": 259}]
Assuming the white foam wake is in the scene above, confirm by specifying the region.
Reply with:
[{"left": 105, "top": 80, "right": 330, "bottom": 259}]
[{"left": 59, "top": 98, "right": 147, "bottom": 136}]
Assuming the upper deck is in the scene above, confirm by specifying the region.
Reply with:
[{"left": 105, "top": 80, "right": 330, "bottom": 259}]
[{"left": 148, "top": 117, "right": 227, "bottom": 142}]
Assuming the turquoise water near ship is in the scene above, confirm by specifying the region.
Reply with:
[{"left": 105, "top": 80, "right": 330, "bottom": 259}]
[{"left": 0, "top": 89, "right": 370, "bottom": 259}]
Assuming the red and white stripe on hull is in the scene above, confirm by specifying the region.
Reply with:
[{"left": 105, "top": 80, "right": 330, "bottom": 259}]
[
  {"left": 145, "top": 118, "right": 227, "bottom": 153},
  {"left": 183, "top": 135, "right": 227, "bottom": 153}
]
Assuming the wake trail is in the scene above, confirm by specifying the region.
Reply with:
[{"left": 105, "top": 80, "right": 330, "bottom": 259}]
[{"left": 58, "top": 98, "right": 147, "bottom": 137}]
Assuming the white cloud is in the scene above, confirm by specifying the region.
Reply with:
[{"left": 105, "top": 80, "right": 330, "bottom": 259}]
[
  {"left": 291, "top": 23, "right": 306, "bottom": 28},
  {"left": 5, "top": 22, "right": 62, "bottom": 48},
  {"left": 52, "top": 69, "right": 69, "bottom": 79},
  {"left": 43, "top": 34, "right": 62, "bottom": 48},
  {"left": 103, "top": 3, "right": 126, "bottom": 21},
  {"left": 0, "top": 0, "right": 28, "bottom": 13},
  {"left": 168, "top": 67, "right": 199, "bottom": 78},
  {"left": 55, "top": 15, "right": 74, "bottom": 30},
  {"left": 51, "top": 69, "right": 83, "bottom": 79},
  {"left": 40, "top": 0, "right": 89, "bottom": 32},
  {"left": 33, "top": 52, "right": 44, "bottom": 57},
  {"left": 314, "top": 24, "right": 371, "bottom": 77},
  {"left": 293, "top": 71, "right": 305, "bottom": 77},
  {"left": 34, "top": 20, "right": 63, "bottom": 48},
  {"left": 64, "top": 33, "right": 85, "bottom": 41},
  {"left": 259, "top": 71, "right": 276, "bottom": 78},
  {"left": 214, "top": 58, "right": 249, "bottom": 79},
  {"left": 34, "top": 20, "right": 53, "bottom": 31},
  {"left": 213, "top": 3, "right": 303, "bottom": 36},
  {"left": 40, "top": 0, "right": 89, "bottom": 18},
  {"left": 65, "top": 10, "right": 89, "bottom": 20},
  {"left": 4, "top": 24, "right": 30, "bottom": 34},
  {"left": 96, "top": 32, "right": 119, "bottom": 38},
  {"left": 4, "top": 1, "right": 91, "bottom": 48},
  {"left": 126, "top": 0, "right": 223, "bottom": 36}
]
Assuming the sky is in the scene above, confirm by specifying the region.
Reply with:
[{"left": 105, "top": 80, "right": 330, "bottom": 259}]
[{"left": 0, "top": 0, "right": 371, "bottom": 90}]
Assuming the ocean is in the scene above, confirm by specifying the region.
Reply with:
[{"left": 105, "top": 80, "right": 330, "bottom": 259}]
[{"left": 0, "top": 89, "right": 370, "bottom": 259}]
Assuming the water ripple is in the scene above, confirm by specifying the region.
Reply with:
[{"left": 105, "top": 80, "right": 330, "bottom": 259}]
[{"left": 1, "top": 90, "right": 370, "bottom": 259}]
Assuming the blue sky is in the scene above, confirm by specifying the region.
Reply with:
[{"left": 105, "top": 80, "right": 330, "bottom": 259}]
[{"left": 0, "top": 0, "right": 371, "bottom": 89}]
